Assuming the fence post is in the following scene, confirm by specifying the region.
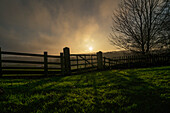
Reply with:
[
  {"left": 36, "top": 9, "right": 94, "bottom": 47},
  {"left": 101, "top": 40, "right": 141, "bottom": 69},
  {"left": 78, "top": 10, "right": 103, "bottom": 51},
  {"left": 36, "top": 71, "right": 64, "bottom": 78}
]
[
  {"left": 97, "top": 51, "right": 103, "bottom": 70},
  {"left": 85, "top": 55, "right": 86, "bottom": 69},
  {"left": 60, "top": 53, "right": 64, "bottom": 76},
  {"left": 104, "top": 57, "right": 106, "bottom": 69},
  {"left": 109, "top": 59, "right": 111, "bottom": 69},
  {"left": 0, "top": 47, "right": 2, "bottom": 77},
  {"left": 76, "top": 56, "right": 79, "bottom": 70},
  {"left": 63, "top": 47, "right": 71, "bottom": 75},
  {"left": 44, "top": 52, "right": 48, "bottom": 76}
]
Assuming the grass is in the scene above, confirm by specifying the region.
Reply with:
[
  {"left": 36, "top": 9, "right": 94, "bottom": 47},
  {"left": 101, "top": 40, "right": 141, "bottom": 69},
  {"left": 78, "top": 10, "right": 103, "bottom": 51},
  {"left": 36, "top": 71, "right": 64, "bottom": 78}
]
[{"left": 0, "top": 66, "right": 170, "bottom": 113}]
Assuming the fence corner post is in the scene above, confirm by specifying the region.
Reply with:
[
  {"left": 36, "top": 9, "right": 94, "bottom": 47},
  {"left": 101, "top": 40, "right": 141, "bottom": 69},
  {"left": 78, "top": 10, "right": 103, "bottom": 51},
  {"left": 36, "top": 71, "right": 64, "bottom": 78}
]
[
  {"left": 63, "top": 47, "right": 71, "bottom": 75},
  {"left": 109, "top": 58, "right": 111, "bottom": 69},
  {"left": 97, "top": 51, "right": 103, "bottom": 70},
  {"left": 103, "top": 57, "right": 106, "bottom": 69},
  {"left": 0, "top": 47, "right": 2, "bottom": 77},
  {"left": 44, "top": 51, "right": 48, "bottom": 77},
  {"left": 60, "top": 52, "right": 64, "bottom": 76}
]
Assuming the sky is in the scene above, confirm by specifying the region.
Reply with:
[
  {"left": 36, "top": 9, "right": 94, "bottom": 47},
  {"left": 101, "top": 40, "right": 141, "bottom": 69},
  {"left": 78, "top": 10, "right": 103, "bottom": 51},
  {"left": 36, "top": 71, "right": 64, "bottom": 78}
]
[{"left": 0, "top": 0, "right": 119, "bottom": 55}]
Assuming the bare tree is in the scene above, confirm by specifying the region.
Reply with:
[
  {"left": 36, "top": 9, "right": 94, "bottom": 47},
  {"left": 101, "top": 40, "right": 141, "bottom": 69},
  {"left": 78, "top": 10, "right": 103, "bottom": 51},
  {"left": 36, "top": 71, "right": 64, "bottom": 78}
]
[{"left": 109, "top": 0, "right": 170, "bottom": 54}]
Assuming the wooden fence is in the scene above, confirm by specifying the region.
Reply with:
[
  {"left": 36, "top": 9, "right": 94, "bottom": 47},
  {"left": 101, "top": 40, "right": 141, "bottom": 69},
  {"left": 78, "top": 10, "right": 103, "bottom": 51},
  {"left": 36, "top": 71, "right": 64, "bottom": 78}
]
[
  {"left": 0, "top": 47, "right": 101, "bottom": 77},
  {"left": 61, "top": 47, "right": 99, "bottom": 75},
  {"left": 103, "top": 54, "right": 170, "bottom": 69},
  {"left": 0, "top": 48, "right": 62, "bottom": 77},
  {"left": 0, "top": 47, "right": 170, "bottom": 77},
  {"left": 70, "top": 54, "right": 97, "bottom": 74}
]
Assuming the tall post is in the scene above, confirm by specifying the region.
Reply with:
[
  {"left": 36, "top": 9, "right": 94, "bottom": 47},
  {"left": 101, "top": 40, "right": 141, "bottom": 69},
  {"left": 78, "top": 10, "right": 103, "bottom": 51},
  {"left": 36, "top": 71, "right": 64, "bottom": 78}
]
[
  {"left": 104, "top": 57, "right": 106, "bottom": 69},
  {"left": 97, "top": 51, "right": 103, "bottom": 70},
  {"left": 44, "top": 52, "right": 48, "bottom": 76},
  {"left": 85, "top": 55, "right": 86, "bottom": 69},
  {"left": 60, "top": 53, "right": 64, "bottom": 75},
  {"left": 63, "top": 47, "right": 71, "bottom": 75},
  {"left": 76, "top": 55, "right": 79, "bottom": 70},
  {"left": 109, "top": 59, "right": 111, "bottom": 69},
  {"left": 0, "top": 47, "right": 2, "bottom": 77},
  {"left": 91, "top": 55, "right": 93, "bottom": 66}
]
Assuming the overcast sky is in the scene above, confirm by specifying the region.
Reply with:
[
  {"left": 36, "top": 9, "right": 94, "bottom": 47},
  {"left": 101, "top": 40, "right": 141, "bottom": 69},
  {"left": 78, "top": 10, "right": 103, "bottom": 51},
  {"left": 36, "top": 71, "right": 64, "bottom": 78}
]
[{"left": 0, "top": 0, "right": 119, "bottom": 54}]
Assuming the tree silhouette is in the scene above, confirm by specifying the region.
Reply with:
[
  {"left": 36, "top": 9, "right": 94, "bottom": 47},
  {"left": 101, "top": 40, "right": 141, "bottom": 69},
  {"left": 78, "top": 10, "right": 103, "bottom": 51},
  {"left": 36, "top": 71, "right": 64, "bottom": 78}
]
[{"left": 109, "top": 0, "right": 170, "bottom": 54}]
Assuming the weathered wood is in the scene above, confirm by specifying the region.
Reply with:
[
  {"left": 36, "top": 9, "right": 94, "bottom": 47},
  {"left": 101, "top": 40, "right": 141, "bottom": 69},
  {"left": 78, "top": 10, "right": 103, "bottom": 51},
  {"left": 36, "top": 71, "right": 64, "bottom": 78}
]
[
  {"left": 44, "top": 52, "right": 48, "bottom": 76},
  {"left": 78, "top": 55, "right": 95, "bottom": 68},
  {"left": 48, "top": 67, "right": 61, "bottom": 70},
  {"left": 109, "top": 59, "right": 111, "bottom": 69},
  {"left": 70, "top": 54, "right": 97, "bottom": 56},
  {"left": 104, "top": 57, "right": 106, "bottom": 69},
  {"left": 84, "top": 55, "right": 86, "bottom": 68},
  {"left": 0, "top": 48, "right": 2, "bottom": 77},
  {"left": 2, "top": 70, "right": 61, "bottom": 74},
  {"left": 60, "top": 53, "right": 64, "bottom": 75},
  {"left": 1, "top": 51, "right": 44, "bottom": 57},
  {"left": 71, "top": 66, "right": 97, "bottom": 72},
  {"left": 64, "top": 47, "right": 71, "bottom": 75},
  {"left": 76, "top": 55, "right": 78, "bottom": 69},
  {"left": 91, "top": 55, "right": 93, "bottom": 66},
  {"left": 48, "top": 71, "right": 61, "bottom": 74},
  {"left": 1, "top": 46, "right": 169, "bottom": 76},
  {"left": 47, "top": 55, "right": 61, "bottom": 58},
  {"left": 97, "top": 51, "right": 103, "bottom": 70},
  {"left": 71, "top": 63, "right": 87, "bottom": 66},
  {"left": 47, "top": 62, "right": 61, "bottom": 65},
  {"left": 2, "top": 71, "right": 44, "bottom": 74},
  {"left": 2, "top": 60, "right": 44, "bottom": 64},
  {"left": 2, "top": 67, "right": 44, "bottom": 69}
]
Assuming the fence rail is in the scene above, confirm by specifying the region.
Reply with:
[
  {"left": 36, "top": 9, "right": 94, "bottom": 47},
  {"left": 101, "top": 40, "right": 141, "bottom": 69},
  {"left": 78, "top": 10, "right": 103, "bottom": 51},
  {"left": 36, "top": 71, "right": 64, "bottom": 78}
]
[
  {"left": 103, "top": 54, "right": 170, "bottom": 69},
  {"left": 0, "top": 48, "right": 62, "bottom": 77},
  {"left": 1, "top": 51, "right": 44, "bottom": 57},
  {"left": 0, "top": 47, "right": 170, "bottom": 77},
  {"left": 70, "top": 53, "right": 97, "bottom": 74}
]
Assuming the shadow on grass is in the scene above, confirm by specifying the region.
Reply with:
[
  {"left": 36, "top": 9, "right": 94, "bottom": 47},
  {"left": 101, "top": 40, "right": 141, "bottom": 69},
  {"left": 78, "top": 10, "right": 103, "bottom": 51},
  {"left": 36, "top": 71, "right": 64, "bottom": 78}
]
[
  {"left": 0, "top": 76, "right": 69, "bottom": 113},
  {"left": 0, "top": 67, "right": 170, "bottom": 113},
  {"left": 137, "top": 66, "right": 170, "bottom": 72},
  {"left": 106, "top": 70, "right": 170, "bottom": 113},
  {"left": 80, "top": 69, "right": 170, "bottom": 113}
]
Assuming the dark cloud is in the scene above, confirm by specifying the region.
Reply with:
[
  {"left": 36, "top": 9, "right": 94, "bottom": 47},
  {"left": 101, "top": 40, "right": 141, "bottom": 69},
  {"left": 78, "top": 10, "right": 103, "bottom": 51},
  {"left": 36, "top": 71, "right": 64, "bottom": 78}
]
[{"left": 0, "top": 0, "right": 119, "bottom": 54}]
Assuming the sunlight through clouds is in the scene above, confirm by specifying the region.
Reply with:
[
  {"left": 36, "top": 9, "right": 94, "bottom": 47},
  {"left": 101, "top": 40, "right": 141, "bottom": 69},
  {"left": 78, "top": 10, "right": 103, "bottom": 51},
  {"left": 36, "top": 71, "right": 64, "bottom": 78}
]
[{"left": 0, "top": 0, "right": 119, "bottom": 54}]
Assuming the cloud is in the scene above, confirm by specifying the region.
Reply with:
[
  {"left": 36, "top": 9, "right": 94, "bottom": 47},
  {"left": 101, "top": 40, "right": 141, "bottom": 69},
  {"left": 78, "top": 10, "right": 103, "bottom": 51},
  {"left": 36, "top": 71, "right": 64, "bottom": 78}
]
[{"left": 0, "top": 0, "right": 119, "bottom": 54}]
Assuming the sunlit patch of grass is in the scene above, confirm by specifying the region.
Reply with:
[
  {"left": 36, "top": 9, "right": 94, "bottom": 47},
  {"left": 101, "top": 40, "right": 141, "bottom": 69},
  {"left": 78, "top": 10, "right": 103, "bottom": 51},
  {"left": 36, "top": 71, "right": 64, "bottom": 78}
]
[{"left": 0, "top": 66, "right": 170, "bottom": 113}]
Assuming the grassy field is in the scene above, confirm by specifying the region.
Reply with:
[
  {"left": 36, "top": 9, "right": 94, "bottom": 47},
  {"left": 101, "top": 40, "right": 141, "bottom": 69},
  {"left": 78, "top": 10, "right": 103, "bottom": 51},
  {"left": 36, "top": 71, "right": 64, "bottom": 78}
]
[{"left": 0, "top": 66, "right": 170, "bottom": 113}]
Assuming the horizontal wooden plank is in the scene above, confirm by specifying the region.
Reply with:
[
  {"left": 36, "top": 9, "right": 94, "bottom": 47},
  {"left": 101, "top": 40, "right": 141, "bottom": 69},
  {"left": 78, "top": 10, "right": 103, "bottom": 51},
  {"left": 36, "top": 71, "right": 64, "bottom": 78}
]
[
  {"left": 103, "top": 57, "right": 111, "bottom": 60},
  {"left": 48, "top": 71, "right": 61, "bottom": 74},
  {"left": 70, "top": 58, "right": 97, "bottom": 61},
  {"left": 92, "top": 62, "right": 97, "bottom": 64},
  {"left": 1, "top": 51, "right": 44, "bottom": 57},
  {"left": 71, "top": 63, "right": 96, "bottom": 66},
  {"left": 48, "top": 67, "right": 61, "bottom": 70},
  {"left": 2, "top": 67, "right": 61, "bottom": 70},
  {"left": 104, "top": 62, "right": 110, "bottom": 63},
  {"left": 71, "top": 64, "right": 79, "bottom": 66},
  {"left": 2, "top": 60, "right": 44, "bottom": 64},
  {"left": 2, "top": 70, "right": 61, "bottom": 74},
  {"left": 71, "top": 66, "right": 97, "bottom": 72},
  {"left": 2, "top": 67, "right": 44, "bottom": 69},
  {"left": 2, "top": 71, "right": 44, "bottom": 74},
  {"left": 70, "top": 54, "right": 97, "bottom": 56},
  {"left": 71, "top": 63, "right": 91, "bottom": 66},
  {"left": 47, "top": 55, "right": 61, "bottom": 58},
  {"left": 70, "top": 59, "right": 78, "bottom": 61},
  {"left": 48, "top": 62, "right": 61, "bottom": 65}
]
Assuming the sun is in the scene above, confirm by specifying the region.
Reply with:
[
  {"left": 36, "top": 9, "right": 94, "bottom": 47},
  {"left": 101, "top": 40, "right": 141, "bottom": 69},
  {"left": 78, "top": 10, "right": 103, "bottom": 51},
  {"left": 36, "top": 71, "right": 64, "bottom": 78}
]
[{"left": 89, "top": 46, "right": 93, "bottom": 51}]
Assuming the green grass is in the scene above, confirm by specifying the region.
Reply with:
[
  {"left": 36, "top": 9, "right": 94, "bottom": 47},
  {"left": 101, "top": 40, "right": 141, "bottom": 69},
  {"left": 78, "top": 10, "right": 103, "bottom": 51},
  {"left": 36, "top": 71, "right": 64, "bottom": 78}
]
[{"left": 0, "top": 66, "right": 170, "bottom": 113}]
